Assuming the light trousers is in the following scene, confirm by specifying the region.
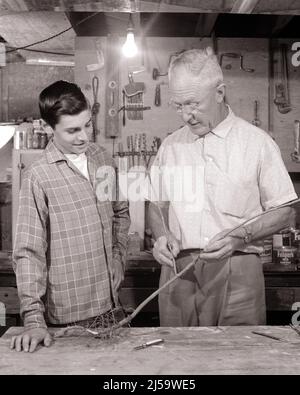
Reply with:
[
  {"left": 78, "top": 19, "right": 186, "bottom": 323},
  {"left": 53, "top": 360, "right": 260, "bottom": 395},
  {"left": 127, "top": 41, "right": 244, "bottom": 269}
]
[{"left": 159, "top": 249, "right": 266, "bottom": 327}]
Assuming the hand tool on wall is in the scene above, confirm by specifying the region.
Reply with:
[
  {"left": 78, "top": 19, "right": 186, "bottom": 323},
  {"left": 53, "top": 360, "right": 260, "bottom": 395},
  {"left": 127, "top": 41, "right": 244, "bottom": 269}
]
[
  {"left": 134, "top": 133, "right": 142, "bottom": 166},
  {"left": 105, "top": 35, "right": 120, "bottom": 138},
  {"left": 220, "top": 53, "right": 255, "bottom": 72},
  {"left": 140, "top": 132, "right": 147, "bottom": 167},
  {"left": 274, "top": 43, "right": 292, "bottom": 114},
  {"left": 130, "top": 135, "right": 134, "bottom": 166},
  {"left": 86, "top": 40, "right": 104, "bottom": 72},
  {"left": 91, "top": 76, "right": 100, "bottom": 141},
  {"left": 152, "top": 67, "right": 168, "bottom": 80},
  {"left": 123, "top": 71, "right": 148, "bottom": 120},
  {"left": 152, "top": 51, "right": 182, "bottom": 81},
  {"left": 252, "top": 100, "right": 261, "bottom": 127},
  {"left": 291, "top": 120, "right": 300, "bottom": 163},
  {"left": 115, "top": 134, "right": 158, "bottom": 171},
  {"left": 122, "top": 91, "right": 126, "bottom": 126},
  {"left": 126, "top": 135, "right": 134, "bottom": 168},
  {"left": 154, "top": 83, "right": 161, "bottom": 106}
]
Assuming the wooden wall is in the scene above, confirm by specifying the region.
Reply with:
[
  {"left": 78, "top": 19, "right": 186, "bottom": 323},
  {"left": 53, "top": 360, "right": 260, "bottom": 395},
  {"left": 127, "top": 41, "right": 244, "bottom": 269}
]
[
  {"left": 0, "top": 63, "right": 74, "bottom": 122},
  {"left": 75, "top": 36, "right": 270, "bottom": 156},
  {"left": 0, "top": 63, "right": 74, "bottom": 181},
  {"left": 1, "top": 37, "right": 300, "bottom": 248},
  {"left": 271, "top": 39, "right": 300, "bottom": 172}
]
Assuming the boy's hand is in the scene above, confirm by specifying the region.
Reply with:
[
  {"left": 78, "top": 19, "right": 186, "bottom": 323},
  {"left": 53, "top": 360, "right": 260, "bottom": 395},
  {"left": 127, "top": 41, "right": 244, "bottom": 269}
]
[{"left": 10, "top": 328, "right": 52, "bottom": 353}]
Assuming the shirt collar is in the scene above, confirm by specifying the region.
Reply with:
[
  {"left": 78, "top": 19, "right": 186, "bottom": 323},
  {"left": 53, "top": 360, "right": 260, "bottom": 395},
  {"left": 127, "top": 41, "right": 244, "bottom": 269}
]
[
  {"left": 184, "top": 105, "right": 235, "bottom": 142},
  {"left": 65, "top": 152, "right": 87, "bottom": 161},
  {"left": 210, "top": 105, "right": 235, "bottom": 139},
  {"left": 45, "top": 139, "right": 95, "bottom": 164}
]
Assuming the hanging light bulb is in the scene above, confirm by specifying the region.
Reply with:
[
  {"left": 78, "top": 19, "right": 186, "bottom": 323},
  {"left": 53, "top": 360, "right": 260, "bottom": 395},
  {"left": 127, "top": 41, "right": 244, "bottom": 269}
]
[{"left": 122, "top": 13, "right": 138, "bottom": 58}]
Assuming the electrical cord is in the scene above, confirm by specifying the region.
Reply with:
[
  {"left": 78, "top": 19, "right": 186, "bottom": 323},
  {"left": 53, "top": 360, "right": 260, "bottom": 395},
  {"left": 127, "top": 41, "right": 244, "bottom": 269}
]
[
  {"left": 6, "top": 12, "right": 100, "bottom": 54},
  {"left": 6, "top": 47, "right": 74, "bottom": 56}
]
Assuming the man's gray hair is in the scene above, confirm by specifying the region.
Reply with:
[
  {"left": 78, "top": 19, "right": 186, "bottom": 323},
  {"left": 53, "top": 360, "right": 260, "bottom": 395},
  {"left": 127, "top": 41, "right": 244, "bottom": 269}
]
[{"left": 169, "top": 47, "right": 224, "bottom": 88}]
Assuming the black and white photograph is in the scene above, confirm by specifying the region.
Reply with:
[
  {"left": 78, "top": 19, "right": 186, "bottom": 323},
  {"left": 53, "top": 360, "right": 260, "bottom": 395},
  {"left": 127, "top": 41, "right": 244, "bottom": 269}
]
[{"left": 1, "top": 0, "right": 300, "bottom": 378}]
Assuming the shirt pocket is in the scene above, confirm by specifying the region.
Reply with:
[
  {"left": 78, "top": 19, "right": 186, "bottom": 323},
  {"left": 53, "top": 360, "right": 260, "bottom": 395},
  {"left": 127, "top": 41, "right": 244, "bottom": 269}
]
[{"left": 216, "top": 177, "right": 254, "bottom": 218}]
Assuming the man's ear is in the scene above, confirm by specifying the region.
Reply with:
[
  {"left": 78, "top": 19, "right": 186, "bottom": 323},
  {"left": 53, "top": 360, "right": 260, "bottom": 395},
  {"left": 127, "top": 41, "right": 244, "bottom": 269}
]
[{"left": 215, "top": 84, "right": 225, "bottom": 103}]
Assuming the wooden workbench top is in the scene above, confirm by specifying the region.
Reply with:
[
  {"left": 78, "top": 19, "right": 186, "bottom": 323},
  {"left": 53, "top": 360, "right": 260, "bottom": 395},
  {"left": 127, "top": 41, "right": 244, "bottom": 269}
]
[{"left": 1, "top": 326, "right": 300, "bottom": 375}]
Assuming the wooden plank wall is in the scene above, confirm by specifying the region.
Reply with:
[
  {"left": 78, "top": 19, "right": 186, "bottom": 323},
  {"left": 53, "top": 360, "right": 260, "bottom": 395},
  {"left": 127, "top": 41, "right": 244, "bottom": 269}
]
[
  {"left": 75, "top": 37, "right": 270, "bottom": 156},
  {"left": 0, "top": 63, "right": 74, "bottom": 122},
  {"left": 271, "top": 38, "right": 300, "bottom": 172},
  {"left": 75, "top": 37, "right": 272, "bottom": 241},
  {"left": 0, "top": 63, "right": 74, "bottom": 180},
  {"left": 1, "top": 37, "right": 300, "bottom": 240}
]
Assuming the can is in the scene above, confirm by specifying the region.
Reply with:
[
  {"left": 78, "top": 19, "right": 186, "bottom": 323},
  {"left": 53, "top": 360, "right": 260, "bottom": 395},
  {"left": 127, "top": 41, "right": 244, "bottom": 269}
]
[
  {"left": 272, "top": 233, "right": 283, "bottom": 248},
  {"left": 259, "top": 239, "right": 273, "bottom": 264},
  {"left": 290, "top": 228, "right": 300, "bottom": 247},
  {"left": 274, "top": 246, "right": 297, "bottom": 266},
  {"left": 273, "top": 231, "right": 291, "bottom": 248},
  {"left": 282, "top": 231, "right": 291, "bottom": 247}
]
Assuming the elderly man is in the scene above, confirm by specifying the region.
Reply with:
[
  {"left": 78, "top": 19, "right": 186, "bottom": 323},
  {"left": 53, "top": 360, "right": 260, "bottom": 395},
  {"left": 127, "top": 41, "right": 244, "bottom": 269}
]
[{"left": 148, "top": 47, "right": 296, "bottom": 327}]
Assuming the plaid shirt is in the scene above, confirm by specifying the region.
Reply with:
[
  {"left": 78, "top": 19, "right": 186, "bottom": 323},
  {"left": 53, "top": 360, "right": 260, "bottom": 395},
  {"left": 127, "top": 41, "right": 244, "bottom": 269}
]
[{"left": 13, "top": 141, "right": 130, "bottom": 329}]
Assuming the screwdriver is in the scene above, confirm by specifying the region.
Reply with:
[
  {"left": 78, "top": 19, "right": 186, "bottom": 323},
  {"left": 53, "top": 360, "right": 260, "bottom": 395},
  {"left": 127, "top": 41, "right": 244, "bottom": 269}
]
[
  {"left": 134, "top": 338, "right": 165, "bottom": 351},
  {"left": 252, "top": 331, "right": 283, "bottom": 341}
]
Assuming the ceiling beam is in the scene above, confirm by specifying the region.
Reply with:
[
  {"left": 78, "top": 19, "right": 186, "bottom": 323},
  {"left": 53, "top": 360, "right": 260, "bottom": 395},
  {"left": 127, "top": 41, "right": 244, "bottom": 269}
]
[
  {"left": 271, "top": 15, "right": 294, "bottom": 36},
  {"left": 194, "top": 13, "right": 219, "bottom": 37},
  {"left": 230, "top": 0, "right": 260, "bottom": 14}
]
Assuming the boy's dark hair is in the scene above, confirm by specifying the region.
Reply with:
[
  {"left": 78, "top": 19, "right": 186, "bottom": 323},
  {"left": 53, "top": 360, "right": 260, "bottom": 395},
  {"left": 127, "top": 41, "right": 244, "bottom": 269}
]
[{"left": 39, "top": 80, "right": 89, "bottom": 128}]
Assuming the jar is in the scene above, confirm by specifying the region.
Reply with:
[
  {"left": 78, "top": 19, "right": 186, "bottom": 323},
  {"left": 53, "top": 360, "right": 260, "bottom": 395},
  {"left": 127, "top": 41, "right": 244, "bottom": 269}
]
[
  {"left": 32, "top": 131, "right": 41, "bottom": 149},
  {"left": 39, "top": 132, "right": 48, "bottom": 149},
  {"left": 26, "top": 129, "right": 33, "bottom": 149}
]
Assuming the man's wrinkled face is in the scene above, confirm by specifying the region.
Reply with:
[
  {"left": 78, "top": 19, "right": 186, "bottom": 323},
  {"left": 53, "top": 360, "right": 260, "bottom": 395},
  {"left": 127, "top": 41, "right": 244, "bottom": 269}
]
[
  {"left": 169, "top": 66, "right": 219, "bottom": 137},
  {"left": 52, "top": 109, "right": 92, "bottom": 155}
]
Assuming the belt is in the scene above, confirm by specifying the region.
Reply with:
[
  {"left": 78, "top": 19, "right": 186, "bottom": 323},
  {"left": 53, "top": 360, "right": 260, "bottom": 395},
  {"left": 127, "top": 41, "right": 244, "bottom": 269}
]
[{"left": 177, "top": 249, "right": 257, "bottom": 258}]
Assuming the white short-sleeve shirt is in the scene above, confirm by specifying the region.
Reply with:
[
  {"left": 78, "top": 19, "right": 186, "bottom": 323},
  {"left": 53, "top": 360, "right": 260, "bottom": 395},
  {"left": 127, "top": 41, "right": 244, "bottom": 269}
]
[{"left": 149, "top": 107, "right": 297, "bottom": 251}]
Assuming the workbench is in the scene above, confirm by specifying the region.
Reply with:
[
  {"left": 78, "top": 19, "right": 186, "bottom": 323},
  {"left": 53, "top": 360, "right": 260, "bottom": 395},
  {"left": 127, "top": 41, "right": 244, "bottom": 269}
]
[
  {"left": 1, "top": 251, "right": 300, "bottom": 326},
  {"left": 1, "top": 326, "right": 300, "bottom": 375}
]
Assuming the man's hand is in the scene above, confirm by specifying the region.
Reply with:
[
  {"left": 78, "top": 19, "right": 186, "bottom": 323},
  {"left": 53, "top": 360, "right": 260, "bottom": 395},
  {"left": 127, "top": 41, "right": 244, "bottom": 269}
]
[
  {"left": 111, "top": 258, "right": 125, "bottom": 292},
  {"left": 10, "top": 328, "right": 52, "bottom": 353},
  {"left": 200, "top": 229, "right": 244, "bottom": 261},
  {"left": 152, "top": 233, "right": 180, "bottom": 267}
]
